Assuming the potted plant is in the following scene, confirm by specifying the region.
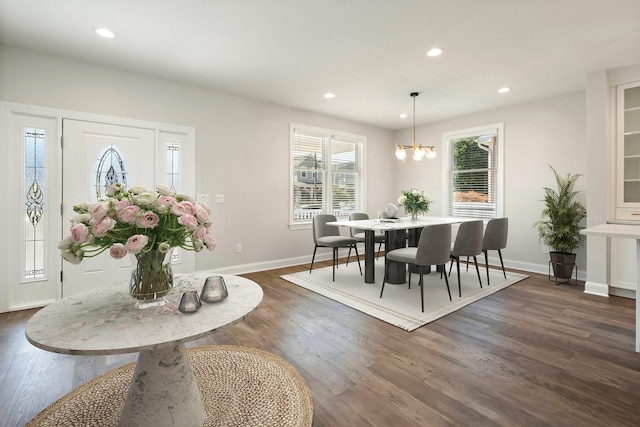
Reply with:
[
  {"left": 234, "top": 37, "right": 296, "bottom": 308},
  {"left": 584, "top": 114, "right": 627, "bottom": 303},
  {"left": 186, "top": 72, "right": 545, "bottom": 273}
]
[{"left": 534, "top": 166, "right": 587, "bottom": 281}]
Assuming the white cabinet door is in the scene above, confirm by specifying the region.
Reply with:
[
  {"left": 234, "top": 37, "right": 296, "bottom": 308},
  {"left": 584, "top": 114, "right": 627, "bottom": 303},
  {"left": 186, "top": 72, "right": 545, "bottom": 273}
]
[{"left": 61, "top": 120, "right": 155, "bottom": 297}]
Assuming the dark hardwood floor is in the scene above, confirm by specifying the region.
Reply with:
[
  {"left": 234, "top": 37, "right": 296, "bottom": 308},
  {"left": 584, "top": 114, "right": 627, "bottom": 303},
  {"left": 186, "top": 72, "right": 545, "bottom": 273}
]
[{"left": 1, "top": 260, "right": 640, "bottom": 426}]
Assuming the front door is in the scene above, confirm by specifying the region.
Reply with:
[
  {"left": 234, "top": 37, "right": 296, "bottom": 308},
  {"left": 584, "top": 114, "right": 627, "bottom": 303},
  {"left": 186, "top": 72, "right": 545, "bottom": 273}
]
[{"left": 61, "top": 119, "right": 155, "bottom": 297}]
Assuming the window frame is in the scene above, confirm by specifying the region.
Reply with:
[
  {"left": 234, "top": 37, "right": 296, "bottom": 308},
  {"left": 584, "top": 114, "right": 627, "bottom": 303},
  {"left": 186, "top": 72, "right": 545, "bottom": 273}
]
[
  {"left": 289, "top": 123, "right": 366, "bottom": 230},
  {"left": 442, "top": 123, "right": 505, "bottom": 219}
]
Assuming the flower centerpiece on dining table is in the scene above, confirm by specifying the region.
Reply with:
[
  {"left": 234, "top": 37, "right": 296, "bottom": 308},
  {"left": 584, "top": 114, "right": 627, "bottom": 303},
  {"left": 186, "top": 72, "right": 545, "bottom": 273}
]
[
  {"left": 58, "top": 183, "right": 216, "bottom": 303},
  {"left": 398, "top": 188, "right": 432, "bottom": 220}
]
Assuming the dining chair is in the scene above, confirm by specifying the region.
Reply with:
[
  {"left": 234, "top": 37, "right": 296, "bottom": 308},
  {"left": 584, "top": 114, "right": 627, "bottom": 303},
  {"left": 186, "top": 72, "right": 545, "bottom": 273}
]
[
  {"left": 482, "top": 217, "right": 508, "bottom": 286},
  {"left": 310, "top": 214, "right": 362, "bottom": 281},
  {"left": 449, "top": 220, "right": 484, "bottom": 297},
  {"left": 380, "top": 223, "right": 452, "bottom": 312},
  {"left": 346, "top": 212, "right": 385, "bottom": 263}
]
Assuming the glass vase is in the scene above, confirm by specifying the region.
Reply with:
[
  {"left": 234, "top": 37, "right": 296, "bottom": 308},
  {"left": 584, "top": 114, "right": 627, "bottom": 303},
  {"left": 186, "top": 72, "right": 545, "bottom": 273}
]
[
  {"left": 129, "top": 248, "right": 174, "bottom": 307},
  {"left": 411, "top": 212, "right": 418, "bottom": 220}
]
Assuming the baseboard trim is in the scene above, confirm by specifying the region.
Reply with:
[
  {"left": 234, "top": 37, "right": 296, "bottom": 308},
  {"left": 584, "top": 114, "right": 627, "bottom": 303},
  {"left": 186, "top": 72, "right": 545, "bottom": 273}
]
[{"left": 584, "top": 281, "right": 610, "bottom": 297}]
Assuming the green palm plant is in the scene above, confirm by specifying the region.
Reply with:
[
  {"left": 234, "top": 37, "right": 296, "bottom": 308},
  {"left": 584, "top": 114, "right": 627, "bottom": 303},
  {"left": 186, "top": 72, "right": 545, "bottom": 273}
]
[{"left": 534, "top": 166, "right": 587, "bottom": 254}]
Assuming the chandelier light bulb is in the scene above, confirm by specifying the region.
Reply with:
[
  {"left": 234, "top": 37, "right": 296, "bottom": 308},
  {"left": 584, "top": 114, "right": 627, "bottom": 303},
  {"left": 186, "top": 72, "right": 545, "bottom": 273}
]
[
  {"left": 395, "top": 145, "right": 407, "bottom": 160},
  {"left": 426, "top": 146, "right": 437, "bottom": 159},
  {"left": 413, "top": 146, "right": 426, "bottom": 161}
]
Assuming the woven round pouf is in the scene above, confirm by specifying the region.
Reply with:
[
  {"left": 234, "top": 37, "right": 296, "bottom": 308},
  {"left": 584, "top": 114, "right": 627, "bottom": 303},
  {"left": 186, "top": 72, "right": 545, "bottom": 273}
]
[{"left": 26, "top": 345, "right": 313, "bottom": 427}]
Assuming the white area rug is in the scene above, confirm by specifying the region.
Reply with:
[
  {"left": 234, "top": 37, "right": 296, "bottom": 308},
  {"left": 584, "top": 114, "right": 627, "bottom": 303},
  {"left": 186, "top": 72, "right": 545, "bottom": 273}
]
[{"left": 281, "top": 261, "right": 528, "bottom": 331}]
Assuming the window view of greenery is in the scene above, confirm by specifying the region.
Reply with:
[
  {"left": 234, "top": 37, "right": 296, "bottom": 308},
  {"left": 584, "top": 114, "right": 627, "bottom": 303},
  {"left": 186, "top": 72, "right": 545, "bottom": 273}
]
[
  {"left": 451, "top": 135, "right": 496, "bottom": 217},
  {"left": 292, "top": 131, "right": 361, "bottom": 222}
]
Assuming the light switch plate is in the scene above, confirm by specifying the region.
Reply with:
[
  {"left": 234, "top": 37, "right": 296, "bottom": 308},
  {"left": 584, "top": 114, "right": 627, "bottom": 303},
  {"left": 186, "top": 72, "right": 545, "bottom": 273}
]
[{"left": 214, "top": 194, "right": 224, "bottom": 204}]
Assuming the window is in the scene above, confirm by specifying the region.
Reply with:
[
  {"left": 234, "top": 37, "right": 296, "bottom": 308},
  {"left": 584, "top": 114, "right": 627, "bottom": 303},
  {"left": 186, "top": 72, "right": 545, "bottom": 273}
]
[
  {"left": 24, "top": 127, "right": 46, "bottom": 280},
  {"left": 444, "top": 123, "right": 504, "bottom": 219},
  {"left": 290, "top": 124, "right": 365, "bottom": 227}
]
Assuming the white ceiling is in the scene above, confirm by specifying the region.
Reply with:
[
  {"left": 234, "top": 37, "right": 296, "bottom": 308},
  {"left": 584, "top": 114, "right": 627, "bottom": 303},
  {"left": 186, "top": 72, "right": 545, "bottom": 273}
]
[{"left": 1, "top": 0, "right": 639, "bottom": 129}]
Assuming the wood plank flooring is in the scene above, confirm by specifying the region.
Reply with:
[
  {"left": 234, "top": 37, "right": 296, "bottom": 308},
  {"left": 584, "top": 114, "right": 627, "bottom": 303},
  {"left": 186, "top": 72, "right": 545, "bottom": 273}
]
[{"left": 1, "top": 261, "right": 640, "bottom": 426}]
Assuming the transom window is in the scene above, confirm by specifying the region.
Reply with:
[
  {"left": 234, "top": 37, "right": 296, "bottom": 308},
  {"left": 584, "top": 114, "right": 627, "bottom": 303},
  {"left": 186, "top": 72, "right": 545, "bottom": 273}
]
[
  {"left": 290, "top": 124, "right": 365, "bottom": 227},
  {"left": 444, "top": 123, "right": 504, "bottom": 219}
]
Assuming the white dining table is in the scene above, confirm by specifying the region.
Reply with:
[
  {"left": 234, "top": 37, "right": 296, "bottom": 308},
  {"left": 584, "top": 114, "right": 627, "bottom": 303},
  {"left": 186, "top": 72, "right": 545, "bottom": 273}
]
[{"left": 329, "top": 216, "right": 472, "bottom": 284}]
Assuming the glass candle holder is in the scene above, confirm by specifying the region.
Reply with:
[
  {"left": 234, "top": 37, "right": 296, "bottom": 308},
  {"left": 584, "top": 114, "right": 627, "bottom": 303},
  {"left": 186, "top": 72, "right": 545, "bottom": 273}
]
[
  {"left": 179, "top": 291, "right": 202, "bottom": 313},
  {"left": 201, "top": 276, "right": 228, "bottom": 303}
]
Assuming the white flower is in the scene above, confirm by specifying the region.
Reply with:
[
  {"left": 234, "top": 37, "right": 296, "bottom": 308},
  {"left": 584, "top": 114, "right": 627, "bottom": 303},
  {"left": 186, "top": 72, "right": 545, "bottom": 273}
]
[
  {"left": 156, "top": 184, "right": 174, "bottom": 196},
  {"left": 129, "top": 185, "right": 146, "bottom": 195},
  {"left": 134, "top": 192, "right": 159, "bottom": 206},
  {"left": 398, "top": 195, "right": 406, "bottom": 205}
]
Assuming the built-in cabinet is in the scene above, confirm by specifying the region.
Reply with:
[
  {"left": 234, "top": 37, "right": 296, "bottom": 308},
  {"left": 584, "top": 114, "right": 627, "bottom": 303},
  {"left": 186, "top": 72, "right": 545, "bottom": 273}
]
[
  {"left": 615, "top": 80, "right": 640, "bottom": 221},
  {"left": 612, "top": 80, "right": 640, "bottom": 295}
]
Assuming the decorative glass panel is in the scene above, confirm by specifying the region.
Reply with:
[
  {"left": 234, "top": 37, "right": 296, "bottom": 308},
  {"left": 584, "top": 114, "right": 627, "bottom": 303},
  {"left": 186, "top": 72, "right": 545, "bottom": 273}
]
[
  {"left": 24, "top": 128, "right": 46, "bottom": 280},
  {"left": 166, "top": 142, "right": 180, "bottom": 192},
  {"left": 92, "top": 144, "right": 128, "bottom": 201}
]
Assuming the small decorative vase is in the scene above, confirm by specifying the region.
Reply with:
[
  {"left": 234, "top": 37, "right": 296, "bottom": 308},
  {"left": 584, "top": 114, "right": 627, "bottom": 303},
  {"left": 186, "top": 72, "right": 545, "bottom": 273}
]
[
  {"left": 129, "top": 248, "right": 174, "bottom": 307},
  {"left": 411, "top": 212, "right": 418, "bottom": 220}
]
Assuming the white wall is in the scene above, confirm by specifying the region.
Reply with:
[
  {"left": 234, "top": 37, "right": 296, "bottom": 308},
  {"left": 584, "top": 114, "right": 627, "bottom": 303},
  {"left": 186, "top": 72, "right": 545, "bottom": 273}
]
[
  {"left": 0, "top": 45, "right": 394, "bottom": 273},
  {"left": 0, "top": 44, "right": 595, "bottom": 279},
  {"left": 392, "top": 91, "right": 588, "bottom": 276}
]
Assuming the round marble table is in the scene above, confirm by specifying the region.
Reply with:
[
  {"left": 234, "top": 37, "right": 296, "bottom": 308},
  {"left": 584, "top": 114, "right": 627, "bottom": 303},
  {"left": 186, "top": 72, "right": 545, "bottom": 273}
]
[{"left": 25, "top": 272, "right": 263, "bottom": 427}]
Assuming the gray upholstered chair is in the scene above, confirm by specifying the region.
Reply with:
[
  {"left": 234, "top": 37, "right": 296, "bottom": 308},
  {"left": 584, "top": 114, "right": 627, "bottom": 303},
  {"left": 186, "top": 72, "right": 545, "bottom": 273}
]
[
  {"left": 310, "top": 214, "right": 362, "bottom": 281},
  {"left": 482, "top": 217, "right": 508, "bottom": 286},
  {"left": 347, "top": 212, "right": 385, "bottom": 262},
  {"left": 380, "top": 223, "right": 452, "bottom": 312},
  {"left": 449, "top": 220, "right": 484, "bottom": 297}
]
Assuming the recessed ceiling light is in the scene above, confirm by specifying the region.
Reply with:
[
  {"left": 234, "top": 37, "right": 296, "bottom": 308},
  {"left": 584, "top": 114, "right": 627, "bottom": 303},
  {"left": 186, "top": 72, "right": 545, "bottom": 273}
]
[
  {"left": 95, "top": 27, "right": 116, "bottom": 39},
  {"left": 324, "top": 92, "right": 335, "bottom": 99},
  {"left": 426, "top": 47, "right": 443, "bottom": 57},
  {"left": 498, "top": 87, "right": 511, "bottom": 94},
  {"left": 399, "top": 113, "right": 408, "bottom": 119}
]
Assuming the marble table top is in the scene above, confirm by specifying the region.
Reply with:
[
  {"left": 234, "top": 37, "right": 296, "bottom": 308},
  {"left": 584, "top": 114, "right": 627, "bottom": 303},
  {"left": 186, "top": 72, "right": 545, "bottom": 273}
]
[{"left": 25, "top": 272, "right": 263, "bottom": 355}]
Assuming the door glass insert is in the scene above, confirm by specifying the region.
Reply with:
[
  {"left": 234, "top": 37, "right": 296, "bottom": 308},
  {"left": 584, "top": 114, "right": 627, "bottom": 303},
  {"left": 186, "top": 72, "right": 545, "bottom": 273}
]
[
  {"left": 93, "top": 144, "right": 128, "bottom": 201},
  {"left": 24, "top": 128, "right": 46, "bottom": 281}
]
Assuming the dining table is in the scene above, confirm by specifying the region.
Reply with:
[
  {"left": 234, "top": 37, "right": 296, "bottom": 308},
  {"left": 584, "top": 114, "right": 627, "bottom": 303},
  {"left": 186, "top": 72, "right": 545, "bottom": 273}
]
[{"left": 328, "top": 216, "right": 472, "bottom": 284}]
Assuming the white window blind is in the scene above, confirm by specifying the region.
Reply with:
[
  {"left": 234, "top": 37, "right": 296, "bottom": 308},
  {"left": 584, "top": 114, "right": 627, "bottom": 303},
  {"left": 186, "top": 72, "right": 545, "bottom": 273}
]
[
  {"left": 445, "top": 124, "right": 504, "bottom": 219},
  {"left": 291, "top": 125, "right": 364, "bottom": 225}
]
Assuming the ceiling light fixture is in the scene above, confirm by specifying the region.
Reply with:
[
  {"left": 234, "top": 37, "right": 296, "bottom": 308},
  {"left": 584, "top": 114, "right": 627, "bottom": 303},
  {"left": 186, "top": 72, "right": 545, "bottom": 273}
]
[
  {"left": 399, "top": 113, "right": 408, "bottom": 119},
  {"left": 395, "top": 92, "right": 436, "bottom": 161},
  {"left": 324, "top": 92, "right": 335, "bottom": 99},
  {"left": 95, "top": 27, "right": 116, "bottom": 39},
  {"left": 426, "top": 47, "right": 443, "bottom": 57},
  {"left": 498, "top": 87, "right": 511, "bottom": 93}
]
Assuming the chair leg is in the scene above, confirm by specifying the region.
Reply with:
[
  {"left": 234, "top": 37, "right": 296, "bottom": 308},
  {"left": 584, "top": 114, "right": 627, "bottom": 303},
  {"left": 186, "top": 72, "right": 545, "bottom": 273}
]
[
  {"left": 376, "top": 242, "right": 383, "bottom": 260},
  {"left": 466, "top": 255, "right": 470, "bottom": 271},
  {"left": 456, "top": 257, "right": 462, "bottom": 297},
  {"left": 420, "top": 272, "right": 425, "bottom": 312},
  {"left": 442, "top": 264, "right": 452, "bottom": 301},
  {"left": 380, "top": 261, "right": 390, "bottom": 298},
  {"left": 473, "top": 256, "right": 482, "bottom": 288},
  {"left": 353, "top": 244, "right": 362, "bottom": 275},
  {"left": 310, "top": 245, "right": 318, "bottom": 274},
  {"left": 332, "top": 247, "right": 337, "bottom": 281},
  {"left": 448, "top": 258, "right": 454, "bottom": 277},
  {"left": 346, "top": 247, "right": 352, "bottom": 266},
  {"left": 484, "top": 250, "right": 490, "bottom": 286},
  {"left": 498, "top": 249, "right": 506, "bottom": 278}
]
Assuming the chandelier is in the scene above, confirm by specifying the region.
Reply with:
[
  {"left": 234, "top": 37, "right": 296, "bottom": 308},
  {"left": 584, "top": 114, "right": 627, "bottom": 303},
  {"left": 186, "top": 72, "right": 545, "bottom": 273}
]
[{"left": 395, "top": 92, "right": 437, "bottom": 161}]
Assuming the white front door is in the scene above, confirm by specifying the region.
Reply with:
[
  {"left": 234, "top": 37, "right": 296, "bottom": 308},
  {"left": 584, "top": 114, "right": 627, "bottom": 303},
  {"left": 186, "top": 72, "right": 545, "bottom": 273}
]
[{"left": 61, "top": 120, "right": 155, "bottom": 297}]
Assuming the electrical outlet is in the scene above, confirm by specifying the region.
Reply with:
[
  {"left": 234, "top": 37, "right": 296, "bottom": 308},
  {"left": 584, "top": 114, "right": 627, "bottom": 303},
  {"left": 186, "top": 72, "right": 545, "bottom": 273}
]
[
  {"left": 196, "top": 194, "right": 209, "bottom": 203},
  {"left": 236, "top": 243, "right": 242, "bottom": 253},
  {"left": 215, "top": 194, "right": 224, "bottom": 204}
]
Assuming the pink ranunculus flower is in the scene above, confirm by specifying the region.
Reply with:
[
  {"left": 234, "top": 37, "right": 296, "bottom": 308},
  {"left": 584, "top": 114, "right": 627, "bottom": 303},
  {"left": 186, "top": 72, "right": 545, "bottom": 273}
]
[
  {"left": 156, "top": 196, "right": 176, "bottom": 208},
  {"left": 136, "top": 211, "right": 159, "bottom": 229},
  {"left": 125, "top": 234, "right": 148, "bottom": 254},
  {"left": 114, "top": 199, "right": 130, "bottom": 213},
  {"left": 91, "top": 202, "right": 110, "bottom": 220},
  {"left": 179, "top": 201, "right": 196, "bottom": 215},
  {"left": 71, "top": 223, "right": 90, "bottom": 243},
  {"left": 170, "top": 203, "right": 187, "bottom": 216},
  {"left": 194, "top": 225, "right": 207, "bottom": 240},
  {"left": 194, "top": 204, "right": 209, "bottom": 223},
  {"left": 92, "top": 217, "right": 115, "bottom": 238},
  {"left": 178, "top": 214, "right": 198, "bottom": 231},
  {"left": 119, "top": 205, "right": 140, "bottom": 224},
  {"left": 203, "top": 235, "right": 217, "bottom": 251},
  {"left": 109, "top": 243, "right": 127, "bottom": 259}
]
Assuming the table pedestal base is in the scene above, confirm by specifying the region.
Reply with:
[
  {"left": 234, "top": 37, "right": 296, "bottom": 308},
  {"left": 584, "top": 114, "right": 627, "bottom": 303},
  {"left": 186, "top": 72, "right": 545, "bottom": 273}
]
[{"left": 120, "top": 343, "right": 206, "bottom": 427}]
